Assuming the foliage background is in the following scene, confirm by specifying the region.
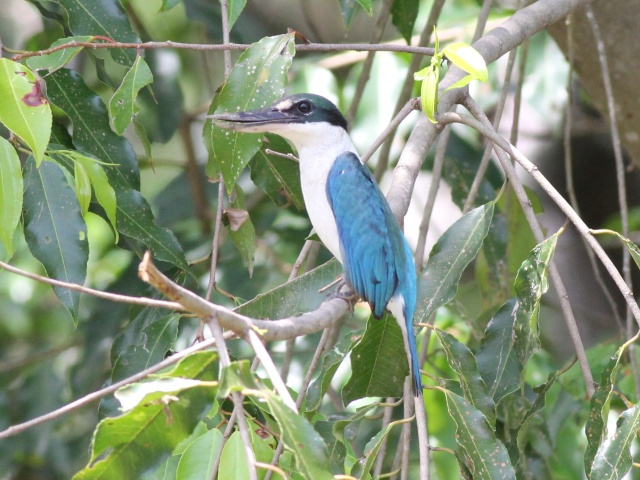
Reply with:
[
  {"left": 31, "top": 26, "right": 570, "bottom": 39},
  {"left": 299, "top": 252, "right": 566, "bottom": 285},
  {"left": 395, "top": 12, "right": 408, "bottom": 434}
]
[{"left": 1, "top": 0, "right": 639, "bottom": 479}]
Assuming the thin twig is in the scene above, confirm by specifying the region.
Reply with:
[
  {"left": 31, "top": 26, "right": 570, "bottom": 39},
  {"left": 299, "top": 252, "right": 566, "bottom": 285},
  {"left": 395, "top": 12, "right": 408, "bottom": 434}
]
[
  {"left": 0, "top": 335, "right": 229, "bottom": 439},
  {"left": 373, "top": 398, "right": 396, "bottom": 477}
]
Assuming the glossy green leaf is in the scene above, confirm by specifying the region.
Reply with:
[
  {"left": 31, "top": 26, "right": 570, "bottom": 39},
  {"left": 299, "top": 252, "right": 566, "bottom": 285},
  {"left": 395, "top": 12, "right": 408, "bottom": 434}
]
[
  {"left": 46, "top": 69, "right": 188, "bottom": 270},
  {"left": 585, "top": 353, "right": 621, "bottom": 477},
  {"left": 73, "top": 352, "right": 218, "bottom": 480},
  {"left": 218, "top": 431, "right": 250, "bottom": 480},
  {"left": 442, "top": 389, "right": 515, "bottom": 480},
  {"left": 476, "top": 299, "right": 522, "bottom": 404},
  {"left": 0, "top": 59, "right": 52, "bottom": 163},
  {"left": 26, "top": 35, "right": 93, "bottom": 71},
  {"left": 590, "top": 405, "right": 640, "bottom": 480},
  {"left": 342, "top": 314, "right": 407, "bottom": 404},
  {"left": 23, "top": 157, "right": 88, "bottom": 322},
  {"left": 0, "top": 138, "right": 22, "bottom": 255},
  {"left": 235, "top": 259, "right": 342, "bottom": 320},
  {"left": 221, "top": 361, "right": 333, "bottom": 480},
  {"left": 249, "top": 134, "right": 304, "bottom": 210},
  {"left": 416, "top": 201, "right": 494, "bottom": 323},
  {"left": 227, "top": 0, "right": 247, "bottom": 30},
  {"left": 435, "top": 328, "right": 496, "bottom": 427},
  {"left": 206, "top": 33, "right": 295, "bottom": 193},
  {"left": 176, "top": 428, "right": 223, "bottom": 480},
  {"left": 391, "top": 0, "right": 419, "bottom": 44},
  {"left": 225, "top": 186, "right": 256, "bottom": 276},
  {"left": 109, "top": 55, "right": 153, "bottom": 135},
  {"left": 74, "top": 160, "right": 92, "bottom": 215},
  {"left": 443, "top": 42, "right": 488, "bottom": 83},
  {"left": 513, "top": 231, "right": 559, "bottom": 366},
  {"left": 52, "top": 0, "right": 140, "bottom": 66}
]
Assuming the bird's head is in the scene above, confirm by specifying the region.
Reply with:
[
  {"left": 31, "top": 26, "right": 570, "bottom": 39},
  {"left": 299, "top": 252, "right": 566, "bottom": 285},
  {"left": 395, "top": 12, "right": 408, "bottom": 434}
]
[{"left": 209, "top": 94, "right": 350, "bottom": 153}]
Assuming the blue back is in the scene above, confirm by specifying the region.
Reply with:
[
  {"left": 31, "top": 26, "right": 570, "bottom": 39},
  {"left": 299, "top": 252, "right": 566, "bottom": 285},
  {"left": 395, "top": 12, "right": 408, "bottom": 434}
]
[{"left": 326, "top": 152, "right": 421, "bottom": 394}]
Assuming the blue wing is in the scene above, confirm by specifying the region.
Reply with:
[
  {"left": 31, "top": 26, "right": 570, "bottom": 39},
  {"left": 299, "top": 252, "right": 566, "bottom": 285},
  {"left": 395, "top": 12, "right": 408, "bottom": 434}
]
[{"left": 326, "top": 152, "right": 422, "bottom": 394}]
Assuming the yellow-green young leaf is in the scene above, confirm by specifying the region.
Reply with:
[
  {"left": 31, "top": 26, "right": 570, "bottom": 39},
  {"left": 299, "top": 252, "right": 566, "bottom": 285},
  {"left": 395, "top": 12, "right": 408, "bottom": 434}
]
[
  {"left": 443, "top": 74, "right": 474, "bottom": 95},
  {"left": 443, "top": 42, "right": 488, "bottom": 82},
  {"left": 109, "top": 56, "right": 153, "bottom": 135},
  {"left": 419, "top": 65, "right": 440, "bottom": 123},
  {"left": 0, "top": 137, "right": 22, "bottom": 255},
  {"left": 74, "top": 161, "right": 92, "bottom": 216},
  {"left": 0, "top": 59, "right": 52, "bottom": 163}
]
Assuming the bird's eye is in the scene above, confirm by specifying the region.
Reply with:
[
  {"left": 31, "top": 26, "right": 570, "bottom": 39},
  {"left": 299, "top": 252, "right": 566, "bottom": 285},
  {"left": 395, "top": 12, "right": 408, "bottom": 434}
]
[{"left": 297, "top": 101, "right": 313, "bottom": 114}]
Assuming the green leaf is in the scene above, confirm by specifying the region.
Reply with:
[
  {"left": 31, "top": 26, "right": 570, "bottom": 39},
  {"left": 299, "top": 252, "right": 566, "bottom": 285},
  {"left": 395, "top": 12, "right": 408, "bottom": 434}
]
[
  {"left": 442, "top": 389, "right": 516, "bottom": 480},
  {"left": 248, "top": 135, "right": 304, "bottom": 210},
  {"left": 227, "top": 0, "right": 247, "bottom": 30},
  {"left": 53, "top": 0, "right": 140, "bottom": 67},
  {"left": 351, "top": 416, "right": 407, "bottom": 479},
  {"left": 109, "top": 55, "right": 153, "bottom": 135},
  {"left": 235, "top": 259, "right": 342, "bottom": 320},
  {"left": 73, "top": 352, "right": 218, "bottom": 480},
  {"left": 391, "top": 0, "right": 420, "bottom": 44},
  {"left": 591, "top": 229, "right": 640, "bottom": 271},
  {"left": 416, "top": 201, "right": 494, "bottom": 323},
  {"left": 46, "top": 69, "right": 188, "bottom": 269},
  {"left": 342, "top": 314, "right": 408, "bottom": 404},
  {"left": 590, "top": 405, "right": 640, "bottom": 480},
  {"left": 442, "top": 42, "right": 488, "bottom": 82},
  {"left": 315, "top": 421, "right": 347, "bottom": 475},
  {"left": 206, "top": 33, "right": 295, "bottom": 193},
  {"left": 23, "top": 157, "right": 88, "bottom": 322},
  {"left": 225, "top": 186, "right": 256, "bottom": 276},
  {"left": 585, "top": 353, "right": 622, "bottom": 477},
  {"left": 26, "top": 35, "right": 94, "bottom": 71},
  {"left": 513, "top": 230, "right": 560, "bottom": 366},
  {"left": 176, "top": 428, "right": 223, "bottom": 480},
  {"left": 435, "top": 328, "right": 496, "bottom": 427},
  {"left": 306, "top": 336, "right": 350, "bottom": 412},
  {"left": 415, "top": 64, "right": 440, "bottom": 123},
  {"left": 218, "top": 431, "right": 251, "bottom": 480},
  {"left": 74, "top": 160, "right": 92, "bottom": 215},
  {"left": 0, "top": 59, "right": 52, "bottom": 163},
  {"left": 476, "top": 299, "right": 522, "bottom": 404},
  {"left": 222, "top": 361, "right": 333, "bottom": 480},
  {"left": 159, "top": 0, "right": 181, "bottom": 12},
  {"left": 0, "top": 137, "right": 22, "bottom": 255}
]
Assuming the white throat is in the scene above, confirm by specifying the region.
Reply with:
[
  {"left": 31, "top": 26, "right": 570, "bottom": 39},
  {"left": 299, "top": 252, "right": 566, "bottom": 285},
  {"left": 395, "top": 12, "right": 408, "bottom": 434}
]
[{"left": 269, "top": 122, "right": 358, "bottom": 263}]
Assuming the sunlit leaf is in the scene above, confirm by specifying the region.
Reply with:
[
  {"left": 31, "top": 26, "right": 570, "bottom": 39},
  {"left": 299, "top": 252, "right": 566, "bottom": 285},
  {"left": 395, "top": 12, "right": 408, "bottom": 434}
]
[
  {"left": 0, "top": 59, "right": 51, "bottom": 163},
  {"left": 0, "top": 137, "right": 22, "bottom": 255},
  {"left": 415, "top": 64, "right": 440, "bottom": 123},
  {"left": 443, "top": 42, "right": 488, "bottom": 82}
]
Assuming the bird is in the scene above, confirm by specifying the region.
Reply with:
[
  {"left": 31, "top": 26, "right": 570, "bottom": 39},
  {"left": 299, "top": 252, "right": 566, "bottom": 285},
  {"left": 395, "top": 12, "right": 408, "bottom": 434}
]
[{"left": 210, "top": 94, "right": 422, "bottom": 396}]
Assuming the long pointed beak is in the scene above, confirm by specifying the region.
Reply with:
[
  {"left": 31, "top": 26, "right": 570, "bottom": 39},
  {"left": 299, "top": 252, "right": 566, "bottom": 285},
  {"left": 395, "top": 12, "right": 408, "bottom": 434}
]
[{"left": 208, "top": 108, "right": 295, "bottom": 132}]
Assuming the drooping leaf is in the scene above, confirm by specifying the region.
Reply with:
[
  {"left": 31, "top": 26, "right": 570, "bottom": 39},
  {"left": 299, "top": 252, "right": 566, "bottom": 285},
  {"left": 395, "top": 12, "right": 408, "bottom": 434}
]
[
  {"left": 46, "top": 69, "right": 188, "bottom": 270},
  {"left": 350, "top": 416, "right": 407, "bottom": 479},
  {"left": 442, "top": 389, "right": 516, "bottom": 480},
  {"left": 591, "top": 229, "right": 640, "bottom": 272},
  {"left": 476, "top": 299, "right": 522, "bottom": 404},
  {"left": 26, "top": 35, "right": 94, "bottom": 71},
  {"left": 513, "top": 230, "right": 560, "bottom": 366},
  {"left": 221, "top": 361, "right": 333, "bottom": 480},
  {"left": 342, "top": 314, "right": 408, "bottom": 404},
  {"left": 73, "top": 352, "right": 218, "bottom": 480},
  {"left": 74, "top": 160, "right": 92, "bottom": 215},
  {"left": 52, "top": 0, "right": 140, "bottom": 67},
  {"left": 249, "top": 134, "right": 304, "bottom": 210},
  {"left": 590, "top": 405, "right": 640, "bottom": 480},
  {"left": 206, "top": 33, "right": 295, "bottom": 193},
  {"left": 391, "top": 0, "right": 420, "bottom": 44},
  {"left": 22, "top": 157, "right": 88, "bottom": 323},
  {"left": 416, "top": 201, "right": 494, "bottom": 323},
  {"left": 584, "top": 353, "right": 622, "bottom": 477},
  {"left": 227, "top": 0, "right": 247, "bottom": 30},
  {"left": 435, "top": 328, "right": 496, "bottom": 427},
  {"left": 109, "top": 55, "right": 153, "bottom": 135},
  {"left": 415, "top": 63, "right": 440, "bottom": 123},
  {"left": 0, "top": 138, "right": 22, "bottom": 255},
  {"left": 0, "top": 59, "right": 52, "bottom": 163}
]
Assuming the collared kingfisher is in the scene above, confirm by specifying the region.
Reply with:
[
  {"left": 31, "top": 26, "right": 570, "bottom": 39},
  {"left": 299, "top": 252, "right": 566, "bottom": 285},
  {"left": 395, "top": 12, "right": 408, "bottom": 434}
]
[{"left": 210, "top": 94, "right": 422, "bottom": 396}]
